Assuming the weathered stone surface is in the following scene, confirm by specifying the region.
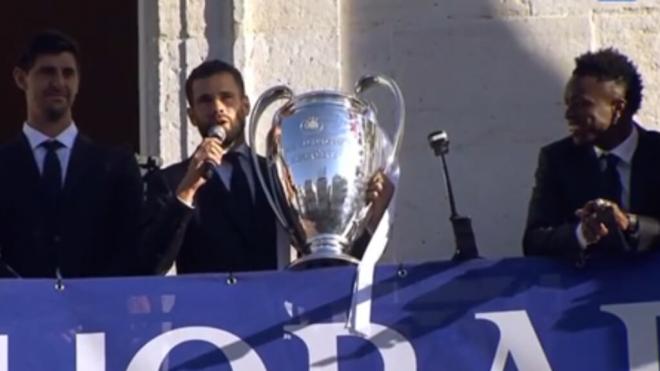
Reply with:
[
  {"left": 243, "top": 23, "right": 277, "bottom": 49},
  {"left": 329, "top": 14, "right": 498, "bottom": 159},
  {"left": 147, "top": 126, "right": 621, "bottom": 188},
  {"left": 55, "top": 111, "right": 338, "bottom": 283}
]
[{"left": 147, "top": 0, "right": 660, "bottom": 261}]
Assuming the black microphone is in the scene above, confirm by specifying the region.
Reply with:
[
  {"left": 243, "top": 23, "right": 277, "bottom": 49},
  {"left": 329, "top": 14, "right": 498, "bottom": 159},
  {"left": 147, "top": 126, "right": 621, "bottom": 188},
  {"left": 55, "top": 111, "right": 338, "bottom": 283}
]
[
  {"left": 202, "top": 125, "right": 227, "bottom": 180},
  {"left": 428, "top": 130, "right": 480, "bottom": 261}
]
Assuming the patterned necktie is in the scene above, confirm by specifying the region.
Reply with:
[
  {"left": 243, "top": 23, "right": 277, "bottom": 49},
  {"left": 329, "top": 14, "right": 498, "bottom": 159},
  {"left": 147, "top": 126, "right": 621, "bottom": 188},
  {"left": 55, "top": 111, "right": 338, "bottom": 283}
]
[{"left": 600, "top": 153, "right": 622, "bottom": 206}]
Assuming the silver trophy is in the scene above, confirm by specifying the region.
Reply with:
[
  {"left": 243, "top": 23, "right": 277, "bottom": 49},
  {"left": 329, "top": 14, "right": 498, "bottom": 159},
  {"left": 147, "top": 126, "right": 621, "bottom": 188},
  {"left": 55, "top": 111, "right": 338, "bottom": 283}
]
[{"left": 246, "top": 75, "right": 405, "bottom": 268}]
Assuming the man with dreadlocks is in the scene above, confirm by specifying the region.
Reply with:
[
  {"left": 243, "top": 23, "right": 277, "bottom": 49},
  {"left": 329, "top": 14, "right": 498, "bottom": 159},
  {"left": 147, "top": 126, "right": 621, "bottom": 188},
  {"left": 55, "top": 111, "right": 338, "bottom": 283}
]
[{"left": 523, "top": 48, "right": 660, "bottom": 261}]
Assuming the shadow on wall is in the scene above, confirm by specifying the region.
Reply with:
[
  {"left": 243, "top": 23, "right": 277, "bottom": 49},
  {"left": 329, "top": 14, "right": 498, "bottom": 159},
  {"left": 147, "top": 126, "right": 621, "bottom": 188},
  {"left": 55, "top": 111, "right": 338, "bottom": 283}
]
[
  {"left": 204, "top": 0, "right": 234, "bottom": 62},
  {"left": 342, "top": 0, "right": 583, "bottom": 261}
]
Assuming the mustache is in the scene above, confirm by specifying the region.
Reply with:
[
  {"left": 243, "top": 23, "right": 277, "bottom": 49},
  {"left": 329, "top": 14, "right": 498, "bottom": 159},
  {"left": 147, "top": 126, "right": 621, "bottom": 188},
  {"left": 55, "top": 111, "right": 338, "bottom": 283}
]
[
  {"left": 44, "top": 88, "right": 68, "bottom": 97},
  {"left": 213, "top": 114, "right": 232, "bottom": 123}
]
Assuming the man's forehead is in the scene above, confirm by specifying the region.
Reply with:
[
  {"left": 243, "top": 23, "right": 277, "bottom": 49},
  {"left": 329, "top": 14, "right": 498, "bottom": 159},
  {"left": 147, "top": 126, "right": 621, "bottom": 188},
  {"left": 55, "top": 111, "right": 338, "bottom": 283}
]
[
  {"left": 192, "top": 72, "right": 241, "bottom": 95},
  {"left": 566, "top": 75, "right": 625, "bottom": 99},
  {"left": 32, "top": 52, "right": 78, "bottom": 69}
]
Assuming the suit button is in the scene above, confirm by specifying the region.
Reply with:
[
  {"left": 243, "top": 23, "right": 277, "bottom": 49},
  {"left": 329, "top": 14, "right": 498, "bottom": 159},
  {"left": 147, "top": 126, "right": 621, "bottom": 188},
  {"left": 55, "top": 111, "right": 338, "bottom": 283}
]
[{"left": 53, "top": 235, "right": 61, "bottom": 244}]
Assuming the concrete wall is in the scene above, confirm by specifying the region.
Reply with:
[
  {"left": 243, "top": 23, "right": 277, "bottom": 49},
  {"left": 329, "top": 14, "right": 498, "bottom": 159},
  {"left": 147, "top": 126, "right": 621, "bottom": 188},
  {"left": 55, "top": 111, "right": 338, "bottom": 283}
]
[
  {"left": 141, "top": 0, "right": 233, "bottom": 165},
  {"left": 341, "top": 0, "right": 660, "bottom": 262},
  {"left": 148, "top": 0, "right": 660, "bottom": 262}
]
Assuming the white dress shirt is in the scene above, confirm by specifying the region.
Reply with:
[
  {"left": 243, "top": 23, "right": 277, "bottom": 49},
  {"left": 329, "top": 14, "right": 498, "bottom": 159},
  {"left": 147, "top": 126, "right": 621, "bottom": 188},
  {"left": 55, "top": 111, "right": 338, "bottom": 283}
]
[{"left": 22, "top": 122, "right": 78, "bottom": 184}]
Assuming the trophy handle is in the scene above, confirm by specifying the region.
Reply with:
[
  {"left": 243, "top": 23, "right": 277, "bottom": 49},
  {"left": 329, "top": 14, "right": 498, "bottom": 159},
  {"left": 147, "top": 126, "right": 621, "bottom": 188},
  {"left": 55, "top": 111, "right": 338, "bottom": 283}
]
[
  {"left": 354, "top": 75, "right": 406, "bottom": 172},
  {"left": 245, "top": 85, "right": 295, "bottom": 229}
]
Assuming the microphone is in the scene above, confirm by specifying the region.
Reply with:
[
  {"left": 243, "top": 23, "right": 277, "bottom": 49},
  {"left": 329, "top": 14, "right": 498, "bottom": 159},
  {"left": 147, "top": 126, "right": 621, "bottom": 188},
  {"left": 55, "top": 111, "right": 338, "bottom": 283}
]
[
  {"left": 202, "top": 125, "right": 227, "bottom": 180},
  {"left": 427, "top": 130, "right": 480, "bottom": 261}
]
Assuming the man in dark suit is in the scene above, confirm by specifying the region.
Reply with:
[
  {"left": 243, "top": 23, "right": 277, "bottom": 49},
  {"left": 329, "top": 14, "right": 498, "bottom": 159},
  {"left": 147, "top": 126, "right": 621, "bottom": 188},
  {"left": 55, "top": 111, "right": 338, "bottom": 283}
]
[
  {"left": 143, "top": 60, "right": 393, "bottom": 274},
  {"left": 0, "top": 30, "right": 143, "bottom": 278},
  {"left": 523, "top": 48, "right": 660, "bottom": 261}
]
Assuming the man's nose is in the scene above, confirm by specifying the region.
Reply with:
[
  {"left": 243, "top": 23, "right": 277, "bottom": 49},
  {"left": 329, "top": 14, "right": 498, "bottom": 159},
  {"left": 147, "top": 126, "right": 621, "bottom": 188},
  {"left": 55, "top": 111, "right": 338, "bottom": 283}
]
[
  {"left": 213, "top": 98, "right": 226, "bottom": 113},
  {"left": 50, "top": 71, "right": 66, "bottom": 87},
  {"left": 565, "top": 106, "right": 577, "bottom": 121}
]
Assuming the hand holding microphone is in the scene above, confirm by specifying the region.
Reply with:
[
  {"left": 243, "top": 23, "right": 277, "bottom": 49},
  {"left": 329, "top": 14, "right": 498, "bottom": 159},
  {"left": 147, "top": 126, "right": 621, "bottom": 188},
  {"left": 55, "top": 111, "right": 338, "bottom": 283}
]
[
  {"left": 202, "top": 125, "right": 228, "bottom": 180},
  {"left": 176, "top": 125, "right": 227, "bottom": 204}
]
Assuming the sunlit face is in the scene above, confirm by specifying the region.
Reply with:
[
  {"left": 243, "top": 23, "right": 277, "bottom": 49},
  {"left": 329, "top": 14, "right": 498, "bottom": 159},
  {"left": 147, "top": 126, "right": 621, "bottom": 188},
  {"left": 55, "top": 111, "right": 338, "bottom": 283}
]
[
  {"left": 188, "top": 72, "right": 250, "bottom": 147},
  {"left": 564, "top": 75, "right": 625, "bottom": 146},
  {"left": 14, "top": 52, "right": 79, "bottom": 123}
]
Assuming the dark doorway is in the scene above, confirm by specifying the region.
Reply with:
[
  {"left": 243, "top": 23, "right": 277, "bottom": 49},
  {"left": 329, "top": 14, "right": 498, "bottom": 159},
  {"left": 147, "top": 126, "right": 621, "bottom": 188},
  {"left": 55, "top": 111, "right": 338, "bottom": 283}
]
[{"left": 0, "top": 1, "right": 139, "bottom": 153}]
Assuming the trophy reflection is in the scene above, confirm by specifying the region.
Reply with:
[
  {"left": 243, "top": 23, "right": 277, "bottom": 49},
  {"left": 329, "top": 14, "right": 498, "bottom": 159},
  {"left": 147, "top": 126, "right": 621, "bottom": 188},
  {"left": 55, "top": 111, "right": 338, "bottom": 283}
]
[{"left": 246, "top": 75, "right": 405, "bottom": 268}]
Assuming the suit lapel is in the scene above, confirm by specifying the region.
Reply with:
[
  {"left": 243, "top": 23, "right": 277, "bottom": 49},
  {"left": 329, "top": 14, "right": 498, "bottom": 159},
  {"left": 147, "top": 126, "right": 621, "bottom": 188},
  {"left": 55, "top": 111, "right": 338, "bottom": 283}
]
[
  {"left": 62, "top": 135, "right": 94, "bottom": 199},
  {"left": 198, "top": 171, "right": 256, "bottom": 246},
  {"left": 565, "top": 143, "right": 602, "bottom": 207},
  {"left": 9, "top": 135, "right": 43, "bottom": 214},
  {"left": 14, "top": 134, "right": 42, "bottom": 187},
  {"left": 629, "top": 128, "right": 655, "bottom": 212}
]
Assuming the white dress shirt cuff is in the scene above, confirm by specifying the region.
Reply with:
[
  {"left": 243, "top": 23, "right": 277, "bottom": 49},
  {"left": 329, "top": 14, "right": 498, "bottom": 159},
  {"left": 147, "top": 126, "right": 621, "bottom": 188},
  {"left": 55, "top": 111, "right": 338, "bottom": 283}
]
[
  {"left": 176, "top": 195, "right": 195, "bottom": 209},
  {"left": 575, "top": 223, "right": 589, "bottom": 250}
]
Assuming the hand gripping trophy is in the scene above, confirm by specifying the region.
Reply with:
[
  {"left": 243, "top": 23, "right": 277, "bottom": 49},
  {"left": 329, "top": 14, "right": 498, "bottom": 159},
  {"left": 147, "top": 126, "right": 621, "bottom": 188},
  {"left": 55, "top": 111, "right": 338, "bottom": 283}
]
[{"left": 246, "top": 75, "right": 405, "bottom": 268}]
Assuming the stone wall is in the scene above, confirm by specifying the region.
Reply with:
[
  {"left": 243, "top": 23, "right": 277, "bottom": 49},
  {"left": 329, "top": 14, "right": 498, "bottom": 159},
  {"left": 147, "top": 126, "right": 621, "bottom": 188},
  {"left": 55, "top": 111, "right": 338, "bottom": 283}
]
[
  {"left": 340, "top": 0, "right": 660, "bottom": 262},
  {"left": 148, "top": 0, "right": 660, "bottom": 262}
]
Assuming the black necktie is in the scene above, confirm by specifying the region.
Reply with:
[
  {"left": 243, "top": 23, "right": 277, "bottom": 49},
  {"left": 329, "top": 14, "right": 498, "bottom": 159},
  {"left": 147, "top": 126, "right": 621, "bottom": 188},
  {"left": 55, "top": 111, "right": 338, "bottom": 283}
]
[
  {"left": 41, "top": 140, "right": 64, "bottom": 198},
  {"left": 225, "top": 152, "right": 254, "bottom": 220},
  {"left": 600, "top": 153, "right": 622, "bottom": 205}
]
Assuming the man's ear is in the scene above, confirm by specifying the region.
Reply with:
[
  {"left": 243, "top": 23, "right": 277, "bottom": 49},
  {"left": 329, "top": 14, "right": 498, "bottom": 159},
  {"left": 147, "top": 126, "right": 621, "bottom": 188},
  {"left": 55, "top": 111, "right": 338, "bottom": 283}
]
[
  {"left": 13, "top": 68, "right": 27, "bottom": 91},
  {"left": 612, "top": 98, "right": 627, "bottom": 122}
]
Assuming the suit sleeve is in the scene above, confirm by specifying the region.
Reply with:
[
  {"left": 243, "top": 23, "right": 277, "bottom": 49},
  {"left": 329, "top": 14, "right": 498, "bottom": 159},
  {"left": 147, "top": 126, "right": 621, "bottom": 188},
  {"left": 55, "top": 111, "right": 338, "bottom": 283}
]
[
  {"left": 629, "top": 215, "right": 660, "bottom": 253},
  {"left": 523, "top": 147, "right": 582, "bottom": 258},
  {"left": 137, "top": 168, "right": 193, "bottom": 275},
  {"left": 104, "top": 152, "right": 145, "bottom": 275}
]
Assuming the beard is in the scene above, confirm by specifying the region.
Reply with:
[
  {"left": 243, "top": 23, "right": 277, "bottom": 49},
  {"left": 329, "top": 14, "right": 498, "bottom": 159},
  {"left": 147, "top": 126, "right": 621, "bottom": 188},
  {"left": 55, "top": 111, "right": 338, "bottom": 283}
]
[
  {"left": 223, "top": 119, "right": 246, "bottom": 148},
  {"left": 44, "top": 104, "right": 68, "bottom": 122},
  {"left": 200, "top": 117, "right": 246, "bottom": 148}
]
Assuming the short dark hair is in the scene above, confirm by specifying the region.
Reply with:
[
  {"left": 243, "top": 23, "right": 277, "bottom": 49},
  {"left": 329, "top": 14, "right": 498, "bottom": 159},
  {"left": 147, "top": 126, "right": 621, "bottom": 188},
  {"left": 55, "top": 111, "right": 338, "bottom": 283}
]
[
  {"left": 572, "top": 48, "right": 643, "bottom": 115},
  {"left": 185, "top": 59, "right": 245, "bottom": 105},
  {"left": 16, "top": 30, "right": 81, "bottom": 71}
]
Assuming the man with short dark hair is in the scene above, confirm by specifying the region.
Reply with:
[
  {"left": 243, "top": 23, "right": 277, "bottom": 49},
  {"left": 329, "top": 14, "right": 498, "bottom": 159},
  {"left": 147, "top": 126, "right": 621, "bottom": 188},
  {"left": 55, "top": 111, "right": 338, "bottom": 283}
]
[
  {"left": 523, "top": 48, "right": 660, "bottom": 261},
  {"left": 144, "top": 59, "right": 279, "bottom": 274},
  {"left": 144, "top": 59, "right": 392, "bottom": 274},
  {"left": 0, "top": 30, "right": 144, "bottom": 277}
]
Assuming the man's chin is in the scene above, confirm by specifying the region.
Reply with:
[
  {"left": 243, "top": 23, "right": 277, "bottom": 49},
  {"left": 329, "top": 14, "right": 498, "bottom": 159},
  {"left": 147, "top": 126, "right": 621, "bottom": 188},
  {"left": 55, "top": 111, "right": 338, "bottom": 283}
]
[
  {"left": 570, "top": 133, "right": 594, "bottom": 146},
  {"left": 45, "top": 107, "right": 67, "bottom": 122}
]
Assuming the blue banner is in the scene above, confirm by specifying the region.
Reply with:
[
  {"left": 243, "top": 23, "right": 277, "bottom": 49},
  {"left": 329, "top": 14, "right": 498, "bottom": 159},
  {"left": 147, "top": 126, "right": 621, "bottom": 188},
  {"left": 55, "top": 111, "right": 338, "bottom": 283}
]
[{"left": 1, "top": 254, "right": 660, "bottom": 370}]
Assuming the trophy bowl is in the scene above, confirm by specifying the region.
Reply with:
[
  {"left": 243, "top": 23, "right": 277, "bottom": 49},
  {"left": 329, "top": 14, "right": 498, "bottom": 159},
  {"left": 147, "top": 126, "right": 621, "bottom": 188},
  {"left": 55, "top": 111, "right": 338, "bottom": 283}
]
[{"left": 246, "top": 75, "right": 405, "bottom": 268}]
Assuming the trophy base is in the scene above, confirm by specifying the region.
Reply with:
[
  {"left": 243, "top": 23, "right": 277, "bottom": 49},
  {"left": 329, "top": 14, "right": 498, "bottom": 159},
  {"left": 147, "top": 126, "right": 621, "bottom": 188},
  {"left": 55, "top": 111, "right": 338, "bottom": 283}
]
[{"left": 288, "top": 252, "right": 360, "bottom": 271}]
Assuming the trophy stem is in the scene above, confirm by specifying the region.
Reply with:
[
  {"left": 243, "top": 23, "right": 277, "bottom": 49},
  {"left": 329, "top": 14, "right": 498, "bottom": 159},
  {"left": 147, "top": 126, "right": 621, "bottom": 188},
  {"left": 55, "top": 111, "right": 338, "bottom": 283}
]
[{"left": 288, "top": 234, "right": 360, "bottom": 270}]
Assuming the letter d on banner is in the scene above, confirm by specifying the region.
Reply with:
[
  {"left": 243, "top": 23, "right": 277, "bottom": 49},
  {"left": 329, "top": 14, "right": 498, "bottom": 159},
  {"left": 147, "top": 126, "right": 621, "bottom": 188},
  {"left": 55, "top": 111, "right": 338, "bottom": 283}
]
[
  {"left": 286, "top": 323, "right": 416, "bottom": 371},
  {"left": 126, "top": 327, "right": 266, "bottom": 371}
]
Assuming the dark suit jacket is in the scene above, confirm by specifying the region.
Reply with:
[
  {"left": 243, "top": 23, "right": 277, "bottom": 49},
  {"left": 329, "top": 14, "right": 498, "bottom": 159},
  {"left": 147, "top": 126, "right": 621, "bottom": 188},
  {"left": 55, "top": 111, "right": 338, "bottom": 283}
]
[
  {"left": 142, "top": 156, "right": 278, "bottom": 274},
  {"left": 523, "top": 126, "right": 660, "bottom": 259},
  {"left": 0, "top": 133, "right": 144, "bottom": 278}
]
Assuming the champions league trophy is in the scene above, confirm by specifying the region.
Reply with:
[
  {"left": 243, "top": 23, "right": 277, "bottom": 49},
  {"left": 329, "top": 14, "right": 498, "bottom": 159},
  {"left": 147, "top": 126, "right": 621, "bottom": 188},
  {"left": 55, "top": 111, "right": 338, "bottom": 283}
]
[{"left": 246, "top": 75, "right": 405, "bottom": 268}]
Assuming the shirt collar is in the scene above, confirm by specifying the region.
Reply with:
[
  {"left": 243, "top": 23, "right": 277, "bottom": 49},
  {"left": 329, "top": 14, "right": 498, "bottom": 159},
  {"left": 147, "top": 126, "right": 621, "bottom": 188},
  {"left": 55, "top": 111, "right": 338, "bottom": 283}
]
[
  {"left": 594, "top": 125, "right": 638, "bottom": 165},
  {"left": 22, "top": 122, "right": 78, "bottom": 150},
  {"left": 229, "top": 143, "right": 250, "bottom": 158}
]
